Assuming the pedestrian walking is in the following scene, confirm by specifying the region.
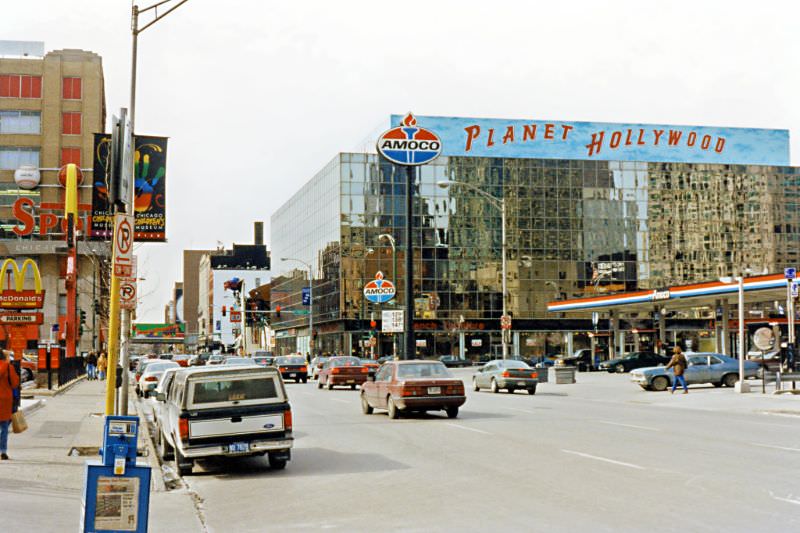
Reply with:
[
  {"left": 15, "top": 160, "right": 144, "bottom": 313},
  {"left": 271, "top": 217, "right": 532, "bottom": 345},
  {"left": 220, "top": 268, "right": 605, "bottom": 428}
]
[
  {"left": 97, "top": 352, "right": 107, "bottom": 381},
  {"left": 86, "top": 351, "right": 98, "bottom": 380},
  {"left": 666, "top": 346, "right": 689, "bottom": 394},
  {"left": 0, "top": 350, "right": 20, "bottom": 460}
]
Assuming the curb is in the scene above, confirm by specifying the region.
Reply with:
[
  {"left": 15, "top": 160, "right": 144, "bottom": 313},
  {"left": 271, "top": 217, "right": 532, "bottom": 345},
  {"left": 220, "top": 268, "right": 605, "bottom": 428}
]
[
  {"left": 20, "top": 398, "right": 45, "bottom": 416},
  {"left": 133, "top": 393, "right": 169, "bottom": 492},
  {"left": 23, "top": 374, "right": 87, "bottom": 398}
]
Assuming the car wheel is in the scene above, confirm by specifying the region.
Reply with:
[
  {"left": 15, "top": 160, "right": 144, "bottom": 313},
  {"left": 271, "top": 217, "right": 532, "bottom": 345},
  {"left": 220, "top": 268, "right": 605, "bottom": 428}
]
[
  {"left": 268, "top": 453, "right": 287, "bottom": 470},
  {"left": 327, "top": 382, "right": 334, "bottom": 390},
  {"left": 722, "top": 373, "right": 739, "bottom": 388},
  {"left": 387, "top": 397, "right": 400, "bottom": 419},
  {"left": 615, "top": 364, "right": 626, "bottom": 373},
  {"left": 446, "top": 406, "right": 459, "bottom": 419},
  {"left": 317, "top": 380, "right": 323, "bottom": 389},
  {"left": 351, "top": 384, "right": 356, "bottom": 390},
  {"left": 528, "top": 386, "right": 536, "bottom": 395},
  {"left": 361, "top": 394, "right": 373, "bottom": 414},
  {"left": 157, "top": 429, "right": 174, "bottom": 460},
  {"left": 472, "top": 377, "right": 480, "bottom": 392},
  {"left": 175, "top": 447, "right": 193, "bottom": 476},
  {"left": 651, "top": 376, "right": 669, "bottom": 392},
  {"left": 713, "top": 381, "right": 723, "bottom": 388},
  {"left": 507, "top": 387, "right": 515, "bottom": 394},
  {"left": 302, "top": 378, "right": 308, "bottom": 384},
  {"left": 490, "top": 379, "right": 499, "bottom": 393}
]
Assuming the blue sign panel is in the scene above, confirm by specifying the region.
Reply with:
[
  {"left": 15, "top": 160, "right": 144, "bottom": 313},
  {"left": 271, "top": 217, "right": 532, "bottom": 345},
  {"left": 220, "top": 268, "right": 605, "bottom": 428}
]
[
  {"left": 301, "top": 287, "right": 311, "bottom": 306},
  {"left": 785, "top": 267, "right": 796, "bottom": 280},
  {"left": 390, "top": 115, "right": 790, "bottom": 166}
]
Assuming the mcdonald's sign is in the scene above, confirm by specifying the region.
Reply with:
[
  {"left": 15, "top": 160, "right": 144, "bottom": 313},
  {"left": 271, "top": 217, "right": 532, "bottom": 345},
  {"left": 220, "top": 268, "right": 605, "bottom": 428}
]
[{"left": 0, "top": 258, "right": 44, "bottom": 309}]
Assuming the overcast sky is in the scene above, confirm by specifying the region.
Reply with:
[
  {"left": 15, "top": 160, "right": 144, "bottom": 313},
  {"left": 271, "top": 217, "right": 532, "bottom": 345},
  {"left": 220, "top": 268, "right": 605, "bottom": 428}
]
[{"left": 4, "top": 0, "right": 800, "bottom": 321}]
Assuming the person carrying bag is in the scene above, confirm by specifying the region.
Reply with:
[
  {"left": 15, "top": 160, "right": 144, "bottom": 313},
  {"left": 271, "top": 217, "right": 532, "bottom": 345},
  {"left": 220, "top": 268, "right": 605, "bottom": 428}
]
[{"left": 0, "top": 350, "right": 22, "bottom": 459}]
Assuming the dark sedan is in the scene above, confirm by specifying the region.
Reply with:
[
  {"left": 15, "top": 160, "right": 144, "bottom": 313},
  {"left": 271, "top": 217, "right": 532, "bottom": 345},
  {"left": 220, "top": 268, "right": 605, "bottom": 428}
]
[
  {"left": 439, "top": 355, "right": 471, "bottom": 368},
  {"left": 274, "top": 356, "right": 308, "bottom": 383},
  {"left": 598, "top": 351, "right": 670, "bottom": 373}
]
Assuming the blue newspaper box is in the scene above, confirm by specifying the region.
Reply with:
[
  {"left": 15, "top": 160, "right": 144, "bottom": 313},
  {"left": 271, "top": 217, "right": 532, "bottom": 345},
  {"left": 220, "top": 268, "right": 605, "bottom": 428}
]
[{"left": 81, "top": 416, "right": 151, "bottom": 532}]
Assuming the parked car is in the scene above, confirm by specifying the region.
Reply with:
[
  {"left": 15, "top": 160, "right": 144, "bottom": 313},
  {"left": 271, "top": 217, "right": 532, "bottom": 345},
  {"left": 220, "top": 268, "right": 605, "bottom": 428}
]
[
  {"left": 472, "top": 359, "right": 539, "bottom": 394},
  {"left": 135, "top": 358, "right": 158, "bottom": 383},
  {"left": 361, "top": 360, "right": 466, "bottom": 419},
  {"left": 630, "top": 353, "right": 761, "bottom": 391},
  {"left": 207, "top": 354, "right": 224, "bottom": 365},
  {"left": 439, "top": 355, "right": 471, "bottom": 368},
  {"left": 128, "top": 355, "right": 143, "bottom": 372},
  {"left": 18, "top": 353, "right": 37, "bottom": 382},
  {"left": 188, "top": 353, "right": 211, "bottom": 367},
  {"left": 274, "top": 356, "right": 308, "bottom": 383},
  {"left": 172, "top": 354, "right": 191, "bottom": 368},
  {"left": 598, "top": 351, "right": 669, "bottom": 373},
  {"left": 158, "top": 353, "right": 174, "bottom": 360},
  {"left": 317, "top": 356, "right": 368, "bottom": 390},
  {"left": 136, "top": 361, "right": 180, "bottom": 398},
  {"left": 557, "top": 349, "right": 602, "bottom": 371},
  {"left": 222, "top": 356, "right": 258, "bottom": 367},
  {"left": 151, "top": 367, "right": 180, "bottom": 425},
  {"left": 360, "top": 358, "right": 380, "bottom": 378},
  {"left": 154, "top": 365, "right": 293, "bottom": 475},
  {"left": 309, "top": 356, "right": 329, "bottom": 380}
]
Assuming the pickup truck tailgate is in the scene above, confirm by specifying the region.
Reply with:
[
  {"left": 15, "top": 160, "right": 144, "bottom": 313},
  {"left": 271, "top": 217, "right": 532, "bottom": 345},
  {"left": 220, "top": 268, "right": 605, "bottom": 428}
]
[{"left": 190, "top": 413, "right": 284, "bottom": 438}]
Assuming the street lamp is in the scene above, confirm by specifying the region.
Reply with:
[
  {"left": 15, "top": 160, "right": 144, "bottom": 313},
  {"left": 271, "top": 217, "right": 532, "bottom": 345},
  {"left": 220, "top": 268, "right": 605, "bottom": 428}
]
[
  {"left": 282, "top": 257, "right": 314, "bottom": 356},
  {"left": 720, "top": 268, "right": 752, "bottom": 393},
  {"left": 437, "top": 180, "right": 508, "bottom": 359},
  {"left": 378, "top": 234, "right": 398, "bottom": 358}
]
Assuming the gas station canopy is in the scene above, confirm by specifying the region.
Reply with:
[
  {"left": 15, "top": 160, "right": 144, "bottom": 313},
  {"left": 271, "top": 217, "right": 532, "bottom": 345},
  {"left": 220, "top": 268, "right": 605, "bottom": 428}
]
[{"left": 547, "top": 274, "right": 792, "bottom": 314}]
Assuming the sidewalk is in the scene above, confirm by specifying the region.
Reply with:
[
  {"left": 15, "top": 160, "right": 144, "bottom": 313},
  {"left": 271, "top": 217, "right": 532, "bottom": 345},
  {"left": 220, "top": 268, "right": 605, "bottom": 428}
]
[{"left": 1, "top": 379, "right": 203, "bottom": 532}]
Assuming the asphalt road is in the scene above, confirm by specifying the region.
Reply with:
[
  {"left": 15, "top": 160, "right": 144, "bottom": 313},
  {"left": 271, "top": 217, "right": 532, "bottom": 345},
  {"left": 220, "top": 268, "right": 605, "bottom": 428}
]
[{"left": 142, "top": 369, "right": 800, "bottom": 532}]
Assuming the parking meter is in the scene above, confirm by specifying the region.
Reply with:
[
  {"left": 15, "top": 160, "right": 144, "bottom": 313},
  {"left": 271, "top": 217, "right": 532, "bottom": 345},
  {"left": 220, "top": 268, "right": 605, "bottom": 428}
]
[{"left": 82, "top": 416, "right": 151, "bottom": 532}]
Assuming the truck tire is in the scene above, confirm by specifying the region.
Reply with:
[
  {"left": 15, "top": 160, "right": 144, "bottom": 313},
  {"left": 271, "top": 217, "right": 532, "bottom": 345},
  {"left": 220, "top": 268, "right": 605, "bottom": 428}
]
[
  {"left": 268, "top": 453, "right": 287, "bottom": 470},
  {"left": 175, "top": 447, "right": 193, "bottom": 476}
]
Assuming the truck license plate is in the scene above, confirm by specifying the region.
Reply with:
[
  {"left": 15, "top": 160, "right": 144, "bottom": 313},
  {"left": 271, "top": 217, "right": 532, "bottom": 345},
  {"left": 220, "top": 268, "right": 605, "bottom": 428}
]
[
  {"left": 427, "top": 387, "right": 441, "bottom": 394},
  {"left": 229, "top": 442, "right": 249, "bottom": 453}
]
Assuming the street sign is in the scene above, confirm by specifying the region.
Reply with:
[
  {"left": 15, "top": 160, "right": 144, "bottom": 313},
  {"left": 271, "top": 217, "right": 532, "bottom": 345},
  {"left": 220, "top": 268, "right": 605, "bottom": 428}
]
[
  {"left": 112, "top": 214, "right": 135, "bottom": 277},
  {"left": 119, "top": 279, "right": 137, "bottom": 310},
  {"left": 301, "top": 287, "right": 311, "bottom": 306},
  {"left": 0, "top": 312, "right": 43, "bottom": 325},
  {"left": 500, "top": 314, "right": 512, "bottom": 330},
  {"left": 785, "top": 267, "right": 796, "bottom": 280},
  {"left": 752, "top": 327, "right": 775, "bottom": 351},
  {"left": 382, "top": 310, "right": 403, "bottom": 333},
  {"left": 230, "top": 310, "right": 242, "bottom": 322},
  {"left": 364, "top": 272, "right": 396, "bottom": 304},
  {"left": 793, "top": 282, "right": 798, "bottom": 299},
  {"left": 376, "top": 113, "right": 442, "bottom": 166}
]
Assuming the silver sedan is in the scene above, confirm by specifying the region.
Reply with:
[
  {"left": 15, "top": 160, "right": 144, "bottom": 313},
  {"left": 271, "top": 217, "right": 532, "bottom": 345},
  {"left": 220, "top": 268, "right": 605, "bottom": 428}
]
[{"left": 472, "top": 360, "right": 539, "bottom": 394}]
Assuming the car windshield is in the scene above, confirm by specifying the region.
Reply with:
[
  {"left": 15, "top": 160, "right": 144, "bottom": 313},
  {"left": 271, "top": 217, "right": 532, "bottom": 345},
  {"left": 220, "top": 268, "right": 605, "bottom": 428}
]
[
  {"left": 192, "top": 377, "right": 279, "bottom": 404},
  {"left": 330, "top": 357, "right": 362, "bottom": 367},
  {"left": 144, "top": 362, "right": 179, "bottom": 374},
  {"left": 397, "top": 363, "right": 452, "bottom": 379},
  {"left": 276, "top": 357, "right": 305, "bottom": 365}
]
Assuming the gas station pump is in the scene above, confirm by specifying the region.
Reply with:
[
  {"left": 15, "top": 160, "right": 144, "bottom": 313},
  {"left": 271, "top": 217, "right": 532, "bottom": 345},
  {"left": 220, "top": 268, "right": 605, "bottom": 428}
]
[{"left": 81, "top": 416, "right": 151, "bottom": 532}]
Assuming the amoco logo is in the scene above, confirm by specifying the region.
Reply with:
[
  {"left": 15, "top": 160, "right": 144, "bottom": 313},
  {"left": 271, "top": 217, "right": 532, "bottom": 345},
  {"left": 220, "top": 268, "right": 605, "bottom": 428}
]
[{"left": 377, "top": 113, "right": 442, "bottom": 166}]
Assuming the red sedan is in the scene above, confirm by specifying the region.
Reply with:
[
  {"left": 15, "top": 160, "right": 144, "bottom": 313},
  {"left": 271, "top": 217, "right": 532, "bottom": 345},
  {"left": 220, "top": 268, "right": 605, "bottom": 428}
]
[
  {"left": 361, "top": 360, "right": 466, "bottom": 419},
  {"left": 317, "top": 356, "right": 368, "bottom": 390}
]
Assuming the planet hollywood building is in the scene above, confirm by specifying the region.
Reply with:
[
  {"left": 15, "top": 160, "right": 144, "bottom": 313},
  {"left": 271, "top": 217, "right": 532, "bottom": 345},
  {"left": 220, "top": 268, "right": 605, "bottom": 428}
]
[{"left": 269, "top": 114, "right": 798, "bottom": 358}]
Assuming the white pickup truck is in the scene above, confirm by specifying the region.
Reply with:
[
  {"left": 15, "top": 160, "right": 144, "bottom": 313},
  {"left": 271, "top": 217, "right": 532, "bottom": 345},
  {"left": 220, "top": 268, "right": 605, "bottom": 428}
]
[{"left": 154, "top": 365, "right": 293, "bottom": 475}]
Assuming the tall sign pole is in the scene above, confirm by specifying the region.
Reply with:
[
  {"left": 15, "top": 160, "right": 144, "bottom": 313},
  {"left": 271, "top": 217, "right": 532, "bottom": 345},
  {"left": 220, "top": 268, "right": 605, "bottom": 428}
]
[
  {"left": 63, "top": 164, "right": 80, "bottom": 358},
  {"left": 376, "top": 113, "right": 442, "bottom": 360}
]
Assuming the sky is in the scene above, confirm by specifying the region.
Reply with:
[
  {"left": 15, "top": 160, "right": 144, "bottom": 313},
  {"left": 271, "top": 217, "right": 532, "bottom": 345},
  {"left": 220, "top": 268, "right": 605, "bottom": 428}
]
[{"left": 3, "top": 0, "right": 800, "bottom": 321}]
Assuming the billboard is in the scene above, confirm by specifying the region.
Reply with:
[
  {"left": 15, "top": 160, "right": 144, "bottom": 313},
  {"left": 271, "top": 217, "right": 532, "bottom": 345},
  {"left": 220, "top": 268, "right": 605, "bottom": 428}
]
[
  {"left": 390, "top": 115, "right": 790, "bottom": 166},
  {"left": 131, "top": 323, "right": 184, "bottom": 339},
  {"left": 92, "top": 134, "right": 167, "bottom": 241}
]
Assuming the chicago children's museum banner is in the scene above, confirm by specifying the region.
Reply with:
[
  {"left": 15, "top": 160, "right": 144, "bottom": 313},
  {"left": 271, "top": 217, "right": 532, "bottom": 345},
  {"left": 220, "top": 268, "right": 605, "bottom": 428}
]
[
  {"left": 390, "top": 115, "right": 790, "bottom": 166},
  {"left": 91, "top": 134, "right": 168, "bottom": 242}
]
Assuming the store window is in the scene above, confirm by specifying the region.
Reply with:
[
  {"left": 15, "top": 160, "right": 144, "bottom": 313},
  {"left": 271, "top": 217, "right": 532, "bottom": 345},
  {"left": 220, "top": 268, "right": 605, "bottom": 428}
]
[
  {"left": 0, "top": 75, "right": 42, "bottom": 98},
  {"left": 62, "top": 112, "right": 81, "bottom": 135},
  {"left": 0, "top": 147, "right": 39, "bottom": 170},
  {"left": 62, "top": 77, "right": 82, "bottom": 100},
  {"left": 0, "top": 111, "right": 40, "bottom": 134},
  {"left": 61, "top": 147, "right": 81, "bottom": 167}
]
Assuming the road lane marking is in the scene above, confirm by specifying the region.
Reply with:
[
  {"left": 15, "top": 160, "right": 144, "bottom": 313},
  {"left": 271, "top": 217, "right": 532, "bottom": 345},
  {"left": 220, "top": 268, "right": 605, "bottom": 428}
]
[
  {"left": 445, "top": 423, "right": 492, "bottom": 435},
  {"left": 751, "top": 443, "right": 800, "bottom": 453},
  {"left": 561, "top": 449, "right": 645, "bottom": 470},
  {"left": 769, "top": 492, "right": 800, "bottom": 506},
  {"left": 503, "top": 407, "right": 537, "bottom": 414},
  {"left": 597, "top": 420, "right": 660, "bottom": 432}
]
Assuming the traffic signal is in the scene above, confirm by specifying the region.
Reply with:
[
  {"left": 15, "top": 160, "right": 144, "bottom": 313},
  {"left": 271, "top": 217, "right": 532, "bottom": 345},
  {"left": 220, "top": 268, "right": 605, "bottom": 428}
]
[
  {"left": 222, "top": 306, "right": 226, "bottom": 317},
  {"left": 79, "top": 310, "right": 87, "bottom": 326},
  {"left": 275, "top": 305, "right": 281, "bottom": 318}
]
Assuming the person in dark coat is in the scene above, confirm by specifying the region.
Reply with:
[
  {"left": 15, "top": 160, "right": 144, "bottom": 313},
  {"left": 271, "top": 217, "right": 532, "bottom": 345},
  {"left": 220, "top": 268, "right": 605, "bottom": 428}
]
[
  {"left": 0, "top": 350, "right": 21, "bottom": 460},
  {"left": 666, "top": 346, "right": 689, "bottom": 394},
  {"left": 86, "top": 351, "right": 98, "bottom": 380}
]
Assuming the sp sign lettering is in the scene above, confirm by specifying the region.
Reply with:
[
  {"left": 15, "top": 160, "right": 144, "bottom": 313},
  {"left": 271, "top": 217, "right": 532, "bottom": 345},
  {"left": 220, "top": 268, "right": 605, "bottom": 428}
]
[{"left": 377, "top": 113, "right": 442, "bottom": 166}]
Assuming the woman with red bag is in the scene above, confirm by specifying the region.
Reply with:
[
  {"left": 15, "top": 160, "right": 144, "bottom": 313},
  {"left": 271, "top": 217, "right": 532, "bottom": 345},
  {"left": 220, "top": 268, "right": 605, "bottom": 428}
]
[{"left": 0, "top": 350, "right": 20, "bottom": 460}]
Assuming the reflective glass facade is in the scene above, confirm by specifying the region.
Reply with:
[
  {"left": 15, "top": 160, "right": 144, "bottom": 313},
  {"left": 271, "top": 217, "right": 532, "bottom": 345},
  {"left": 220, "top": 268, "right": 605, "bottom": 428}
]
[{"left": 271, "top": 153, "right": 800, "bottom": 357}]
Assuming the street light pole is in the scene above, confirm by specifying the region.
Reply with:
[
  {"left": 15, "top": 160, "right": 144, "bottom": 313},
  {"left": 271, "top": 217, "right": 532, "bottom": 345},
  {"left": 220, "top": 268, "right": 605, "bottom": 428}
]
[
  {"left": 437, "top": 180, "right": 508, "bottom": 359},
  {"left": 721, "top": 271, "right": 751, "bottom": 393},
  {"left": 379, "top": 234, "right": 397, "bottom": 358},
  {"left": 281, "top": 258, "right": 313, "bottom": 356}
]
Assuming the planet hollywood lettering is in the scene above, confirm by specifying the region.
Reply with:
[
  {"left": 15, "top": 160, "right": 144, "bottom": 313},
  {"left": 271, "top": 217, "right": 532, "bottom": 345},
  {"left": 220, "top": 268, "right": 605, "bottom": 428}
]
[{"left": 463, "top": 122, "right": 726, "bottom": 158}]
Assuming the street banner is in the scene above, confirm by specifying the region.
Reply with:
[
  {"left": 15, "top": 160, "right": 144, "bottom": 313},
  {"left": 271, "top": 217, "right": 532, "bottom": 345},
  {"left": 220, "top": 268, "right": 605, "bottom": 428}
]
[
  {"left": 91, "top": 134, "right": 168, "bottom": 241},
  {"left": 132, "top": 323, "right": 185, "bottom": 339}
]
